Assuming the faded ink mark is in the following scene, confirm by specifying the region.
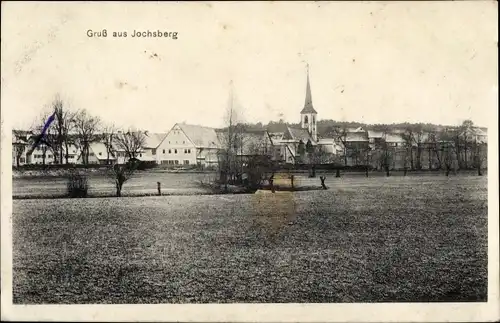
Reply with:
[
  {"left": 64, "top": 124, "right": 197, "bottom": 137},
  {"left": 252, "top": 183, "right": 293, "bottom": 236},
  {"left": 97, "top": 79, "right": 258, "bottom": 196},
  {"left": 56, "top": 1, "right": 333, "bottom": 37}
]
[
  {"left": 14, "top": 14, "right": 69, "bottom": 76},
  {"left": 144, "top": 50, "right": 161, "bottom": 61},
  {"left": 116, "top": 81, "right": 138, "bottom": 91}
]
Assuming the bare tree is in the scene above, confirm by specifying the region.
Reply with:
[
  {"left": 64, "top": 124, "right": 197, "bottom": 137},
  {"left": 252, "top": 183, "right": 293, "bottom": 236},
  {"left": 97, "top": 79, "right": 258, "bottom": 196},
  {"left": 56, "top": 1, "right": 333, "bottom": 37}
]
[
  {"left": 108, "top": 129, "right": 146, "bottom": 197},
  {"left": 114, "top": 129, "right": 146, "bottom": 160},
  {"left": 73, "top": 109, "right": 101, "bottom": 165},
  {"left": 52, "top": 95, "right": 77, "bottom": 164},
  {"left": 101, "top": 123, "right": 117, "bottom": 165},
  {"left": 438, "top": 130, "right": 458, "bottom": 176},
  {"left": 375, "top": 128, "right": 393, "bottom": 177},
  {"left": 402, "top": 130, "right": 414, "bottom": 170},
  {"left": 326, "top": 126, "right": 348, "bottom": 166},
  {"left": 473, "top": 137, "right": 487, "bottom": 176},
  {"left": 240, "top": 132, "right": 274, "bottom": 189},
  {"left": 458, "top": 120, "right": 474, "bottom": 169},
  {"left": 428, "top": 131, "right": 443, "bottom": 169},
  {"left": 217, "top": 81, "right": 246, "bottom": 191},
  {"left": 403, "top": 124, "right": 424, "bottom": 170},
  {"left": 109, "top": 162, "right": 138, "bottom": 197},
  {"left": 13, "top": 143, "right": 26, "bottom": 167},
  {"left": 442, "top": 142, "right": 455, "bottom": 176}
]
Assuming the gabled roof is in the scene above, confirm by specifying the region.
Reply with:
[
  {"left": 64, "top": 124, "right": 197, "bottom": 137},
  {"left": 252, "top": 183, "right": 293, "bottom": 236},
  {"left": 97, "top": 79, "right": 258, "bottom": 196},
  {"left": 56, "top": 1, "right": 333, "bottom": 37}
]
[
  {"left": 267, "top": 123, "right": 289, "bottom": 134},
  {"left": 385, "top": 133, "right": 405, "bottom": 143},
  {"left": 176, "top": 123, "right": 219, "bottom": 148},
  {"left": 144, "top": 132, "right": 167, "bottom": 149},
  {"left": 285, "top": 126, "right": 315, "bottom": 143},
  {"left": 346, "top": 132, "right": 368, "bottom": 142},
  {"left": 90, "top": 142, "right": 116, "bottom": 160},
  {"left": 367, "top": 130, "right": 383, "bottom": 138}
]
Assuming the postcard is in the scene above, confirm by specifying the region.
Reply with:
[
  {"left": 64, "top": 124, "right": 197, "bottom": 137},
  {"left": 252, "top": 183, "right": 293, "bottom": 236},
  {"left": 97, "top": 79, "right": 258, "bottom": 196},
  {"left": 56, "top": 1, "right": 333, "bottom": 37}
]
[{"left": 1, "top": 1, "right": 498, "bottom": 322}]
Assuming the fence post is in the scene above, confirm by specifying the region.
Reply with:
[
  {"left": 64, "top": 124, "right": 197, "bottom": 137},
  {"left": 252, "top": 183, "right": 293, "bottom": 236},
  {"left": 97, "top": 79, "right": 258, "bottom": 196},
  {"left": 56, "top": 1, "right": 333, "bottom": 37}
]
[
  {"left": 269, "top": 174, "right": 275, "bottom": 193},
  {"left": 320, "top": 176, "right": 327, "bottom": 190},
  {"left": 157, "top": 181, "right": 161, "bottom": 196},
  {"left": 290, "top": 175, "right": 294, "bottom": 189}
]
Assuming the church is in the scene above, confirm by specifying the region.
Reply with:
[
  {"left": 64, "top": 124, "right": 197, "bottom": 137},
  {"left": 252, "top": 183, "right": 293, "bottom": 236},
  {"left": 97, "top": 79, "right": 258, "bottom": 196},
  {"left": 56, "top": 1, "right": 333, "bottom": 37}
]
[{"left": 266, "top": 66, "right": 341, "bottom": 164}]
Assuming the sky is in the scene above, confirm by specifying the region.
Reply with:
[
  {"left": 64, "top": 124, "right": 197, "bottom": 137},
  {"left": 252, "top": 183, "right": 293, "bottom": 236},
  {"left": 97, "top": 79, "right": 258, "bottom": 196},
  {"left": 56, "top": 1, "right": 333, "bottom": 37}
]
[{"left": 1, "top": 1, "right": 498, "bottom": 133}]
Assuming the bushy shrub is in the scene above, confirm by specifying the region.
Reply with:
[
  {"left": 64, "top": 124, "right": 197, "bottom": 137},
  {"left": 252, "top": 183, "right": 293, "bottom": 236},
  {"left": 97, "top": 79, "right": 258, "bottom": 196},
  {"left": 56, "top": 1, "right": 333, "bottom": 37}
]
[{"left": 66, "top": 173, "right": 89, "bottom": 198}]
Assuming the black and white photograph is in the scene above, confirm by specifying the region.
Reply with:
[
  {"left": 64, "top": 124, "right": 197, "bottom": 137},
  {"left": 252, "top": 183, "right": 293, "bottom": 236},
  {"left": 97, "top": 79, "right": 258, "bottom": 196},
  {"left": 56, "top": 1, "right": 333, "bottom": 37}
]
[{"left": 1, "top": 1, "right": 498, "bottom": 322}]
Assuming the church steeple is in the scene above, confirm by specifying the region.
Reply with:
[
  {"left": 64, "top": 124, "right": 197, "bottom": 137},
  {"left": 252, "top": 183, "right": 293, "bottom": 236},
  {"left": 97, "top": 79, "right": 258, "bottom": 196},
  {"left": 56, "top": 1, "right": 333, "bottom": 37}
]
[
  {"left": 301, "top": 64, "right": 317, "bottom": 114},
  {"left": 300, "top": 63, "right": 318, "bottom": 141}
]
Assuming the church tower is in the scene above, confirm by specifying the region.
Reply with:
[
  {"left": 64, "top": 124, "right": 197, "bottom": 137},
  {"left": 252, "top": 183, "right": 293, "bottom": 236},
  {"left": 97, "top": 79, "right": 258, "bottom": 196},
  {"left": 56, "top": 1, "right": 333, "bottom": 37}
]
[{"left": 300, "top": 64, "right": 318, "bottom": 141}]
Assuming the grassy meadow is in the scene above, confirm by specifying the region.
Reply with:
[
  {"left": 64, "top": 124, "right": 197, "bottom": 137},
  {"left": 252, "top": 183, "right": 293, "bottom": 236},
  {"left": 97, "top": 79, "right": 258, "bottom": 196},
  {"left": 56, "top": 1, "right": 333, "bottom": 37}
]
[{"left": 12, "top": 175, "right": 487, "bottom": 303}]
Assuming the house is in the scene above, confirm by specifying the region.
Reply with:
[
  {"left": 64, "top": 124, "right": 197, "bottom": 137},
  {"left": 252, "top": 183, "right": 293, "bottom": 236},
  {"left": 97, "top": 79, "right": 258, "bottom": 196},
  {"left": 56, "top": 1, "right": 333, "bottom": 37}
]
[
  {"left": 268, "top": 124, "right": 317, "bottom": 164},
  {"left": 12, "top": 130, "right": 31, "bottom": 166},
  {"left": 142, "top": 132, "right": 168, "bottom": 164},
  {"left": 80, "top": 142, "right": 116, "bottom": 165},
  {"left": 157, "top": 123, "right": 220, "bottom": 167}
]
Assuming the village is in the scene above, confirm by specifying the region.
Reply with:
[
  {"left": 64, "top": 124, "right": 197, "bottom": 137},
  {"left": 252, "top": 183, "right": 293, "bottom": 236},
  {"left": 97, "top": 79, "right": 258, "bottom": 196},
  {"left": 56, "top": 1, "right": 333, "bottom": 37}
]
[
  {"left": 5, "top": 1, "right": 494, "bottom": 311},
  {"left": 11, "top": 68, "right": 488, "bottom": 176}
]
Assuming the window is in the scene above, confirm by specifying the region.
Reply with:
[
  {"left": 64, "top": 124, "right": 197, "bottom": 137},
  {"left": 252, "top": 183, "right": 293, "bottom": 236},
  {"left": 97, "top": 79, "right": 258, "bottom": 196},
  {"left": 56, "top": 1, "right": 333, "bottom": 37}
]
[
  {"left": 188, "top": 149, "right": 191, "bottom": 154},
  {"left": 174, "top": 149, "right": 177, "bottom": 154},
  {"left": 312, "top": 115, "right": 315, "bottom": 123},
  {"left": 169, "top": 141, "right": 171, "bottom": 144},
  {"left": 152, "top": 149, "right": 156, "bottom": 155},
  {"left": 139, "top": 153, "right": 142, "bottom": 157},
  {"left": 184, "top": 160, "right": 189, "bottom": 165},
  {"left": 20, "top": 158, "right": 25, "bottom": 163},
  {"left": 183, "top": 141, "right": 185, "bottom": 144},
  {"left": 163, "top": 149, "right": 166, "bottom": 154},
  {"left": 169, "top": 149, "right": 171, "bottom": 154},
  {"left": 175, "top": 160, "right": 179, "bottom": 165},
  {"left": 98, "top": 152, "right": 102, "bottom": 156},
  {"left": 90, "top": 152, "right": 94, "bottom": 156},
  {"left": 304, "top": 115, "right": 309, "bottom": 124}
]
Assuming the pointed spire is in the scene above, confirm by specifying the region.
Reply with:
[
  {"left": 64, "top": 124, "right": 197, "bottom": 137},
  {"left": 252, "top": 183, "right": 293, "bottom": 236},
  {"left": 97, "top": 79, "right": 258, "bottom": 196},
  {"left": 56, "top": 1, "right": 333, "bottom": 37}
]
[{"left": 301, "top": 63, "right": 317, "bottom": 114}]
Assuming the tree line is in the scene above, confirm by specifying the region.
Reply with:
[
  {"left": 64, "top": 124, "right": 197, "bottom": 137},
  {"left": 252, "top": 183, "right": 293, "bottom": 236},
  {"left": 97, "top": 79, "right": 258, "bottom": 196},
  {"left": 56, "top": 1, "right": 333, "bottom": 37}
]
[{"left": 13, "top": 95, "right": 150, "bottom": 196}]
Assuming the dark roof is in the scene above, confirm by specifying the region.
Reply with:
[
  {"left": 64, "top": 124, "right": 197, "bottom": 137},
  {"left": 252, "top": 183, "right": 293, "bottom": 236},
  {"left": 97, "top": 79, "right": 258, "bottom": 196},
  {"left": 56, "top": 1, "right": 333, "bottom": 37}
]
[
  {"left": 266, "top": 123, "right": 288, "bottom": 134},
  {"left": 345, "top": 132, "right": 368, "bottom": 142},
  {"left": 284, "top": 126, "right": 315, "bottom": 143}
]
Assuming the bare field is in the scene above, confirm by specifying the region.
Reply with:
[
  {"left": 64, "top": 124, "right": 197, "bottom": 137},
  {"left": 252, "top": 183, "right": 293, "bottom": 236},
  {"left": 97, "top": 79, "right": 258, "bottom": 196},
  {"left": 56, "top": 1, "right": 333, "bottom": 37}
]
[
  {"left": 12, "top": 176, "right": 487, "bottom": 303},
  {"left": 12, "top": 171, "right": 216, "bottom": 198}
]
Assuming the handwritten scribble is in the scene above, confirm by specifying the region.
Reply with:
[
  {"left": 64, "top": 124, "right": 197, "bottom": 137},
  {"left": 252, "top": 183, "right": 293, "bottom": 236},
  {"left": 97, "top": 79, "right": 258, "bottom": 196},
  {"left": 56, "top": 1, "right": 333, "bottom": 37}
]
[{"left": 29, "top": 111, "right": 56, "bottom": 153}]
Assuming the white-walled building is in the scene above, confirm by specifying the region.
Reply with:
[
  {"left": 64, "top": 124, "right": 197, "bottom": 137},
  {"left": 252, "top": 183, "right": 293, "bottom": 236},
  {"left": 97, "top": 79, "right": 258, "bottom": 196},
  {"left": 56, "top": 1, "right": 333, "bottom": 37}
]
[
  {"left": 157, "top": 123, "right": 220, "bottom": 167},
  {"left": 142, "top": 132, "right": 168, "bottom": 164},
  {"left": 79, "top": 142, "right": 116, "bottom": 165}
]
